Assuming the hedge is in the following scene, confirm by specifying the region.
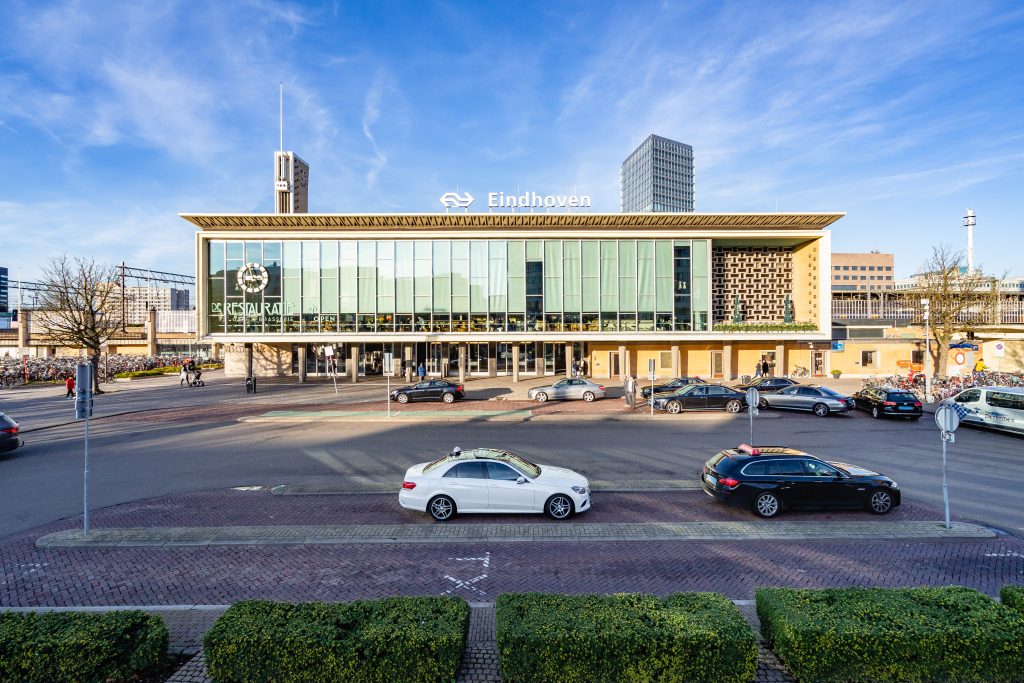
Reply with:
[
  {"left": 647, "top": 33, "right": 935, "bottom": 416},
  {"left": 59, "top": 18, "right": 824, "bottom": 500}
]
[
  {"left": 1005, "top": 585, "right": 1024, "bottom": 614},
  {"left": 0, "top": 610, "right": 168, "bottom": 683},
  {"left": 495, "top": 592, "right": 757, "bottom": 683},
  {"left": 756, "top": 586, "right": 1024, "bottom": 682},
  {"left": 203, "top": 597, "right": 469, "bottom": 683}
]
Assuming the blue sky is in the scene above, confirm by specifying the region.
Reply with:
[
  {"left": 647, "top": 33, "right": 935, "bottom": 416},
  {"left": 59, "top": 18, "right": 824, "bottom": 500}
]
[{"left": 2, "top": 0, "right": 1023, "bottom": 282}]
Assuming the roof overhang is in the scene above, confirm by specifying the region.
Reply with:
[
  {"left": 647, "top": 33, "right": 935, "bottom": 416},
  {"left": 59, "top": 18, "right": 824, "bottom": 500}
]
[{"left": 179, "top": 212, "right": 845, "bottom": 232}]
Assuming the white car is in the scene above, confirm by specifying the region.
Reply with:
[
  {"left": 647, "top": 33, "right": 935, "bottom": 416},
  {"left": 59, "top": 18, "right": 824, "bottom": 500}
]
[{"left": 399, "top": 447, "right": 591, "bottom": 521}]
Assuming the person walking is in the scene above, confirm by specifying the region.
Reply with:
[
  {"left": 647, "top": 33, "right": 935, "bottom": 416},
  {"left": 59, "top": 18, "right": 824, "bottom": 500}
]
[
  {"left": 761, "top": 359, "right": 770, "bottom": 378},
  {"left": 580, "top": 358, "right": 588, "bottom": 377},
  {"left": 754, "top": 359, "right": 763, "bottom": 378},
  {"left": 417, "top": 362, "right": 426, "bottom": 381},
  {"left": 625, "top": 374, "right": 637, "bottom": 410},
  {"left": 64, "top": 374, "right": 75, "bottom": 399}
]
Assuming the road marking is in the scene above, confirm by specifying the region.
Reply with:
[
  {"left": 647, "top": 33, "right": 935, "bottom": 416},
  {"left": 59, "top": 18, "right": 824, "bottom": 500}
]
[{"left": 443, "top": 551, "right": 491, "bottom": 597}]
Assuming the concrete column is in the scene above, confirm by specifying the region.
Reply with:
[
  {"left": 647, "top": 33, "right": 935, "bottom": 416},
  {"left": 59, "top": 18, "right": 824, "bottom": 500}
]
[
  {"left": 671, "top": 345, "right": 680, "bottom": 378},
  {"left": 350, "top": 344, "right": 359, "bottom": 383},
  {"left": 457, "top": 344, "right": 466, "bottom": 384},
  {"left": 488, "top": 343, "right": 497, "bottom": 377},
  {"left": 404, "top": 344, "right": 413, "bottom": 382},
  {"left": 512, "top": 344, "right": 520, "bottom": 382},
  {"left": 775, "top": 343, "right": 787, "bottom": 377},
  {"left": 146, "top": 309, "right": 158, "bottom": 356},
  {"left": 245, "top": 343, "right": 254, "bottom": 377},
  {"left": 297, "top": 345, "right": 307, "bottom": 383},
  {"left": 723, "top": 343, "right": 734, "bottom": 380},
  {"left": 565, "top": 344, "right": 574, "bottom": 378},
  {"left": 17, "top": 310, "right": 29, "bottom": 351},
  {"left": 618, "top": 344, "right": 627, "bottom": 380}
]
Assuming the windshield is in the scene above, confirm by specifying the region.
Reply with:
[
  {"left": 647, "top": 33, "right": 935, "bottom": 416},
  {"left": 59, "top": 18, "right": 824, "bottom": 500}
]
[
  {"left": 890, "top": 392, "right": 917, "bottom": 402},
  {"left": 477, "top": 449, "right": 541, "bottom": 478}
]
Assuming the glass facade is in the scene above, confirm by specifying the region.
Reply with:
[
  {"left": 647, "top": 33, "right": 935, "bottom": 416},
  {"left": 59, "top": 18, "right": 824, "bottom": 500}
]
[{"left": 207, "top": 239, "right": 710, "bottom": 334}]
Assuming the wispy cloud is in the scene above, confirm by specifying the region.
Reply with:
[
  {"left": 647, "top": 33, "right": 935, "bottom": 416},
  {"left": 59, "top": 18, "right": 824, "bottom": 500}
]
[{"left": 361, "top": 70, "right": 392, "bottom": 188}]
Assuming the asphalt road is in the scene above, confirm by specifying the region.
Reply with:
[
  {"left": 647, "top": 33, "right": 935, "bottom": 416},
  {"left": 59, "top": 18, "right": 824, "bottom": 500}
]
[{"left": 2, "top": 373, "right": 1023, "bottom": 540}]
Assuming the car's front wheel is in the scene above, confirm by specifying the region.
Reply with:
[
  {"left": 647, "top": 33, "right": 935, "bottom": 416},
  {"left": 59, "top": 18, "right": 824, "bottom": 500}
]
[
  {"left": 868, "top": 490, "right": 893, "bottom": 514},
  {"left": 666, "top": 401, "right": 682, "bottom": 414},
  {"left": 442, "top": 392, "right": 455, "bottom": 403},
  {"left": 397, "top": 393, "right": 409, "bottom": 404},
  {"left": 871, "top": 406, "right": 881, "bottom": 419},
  {"left": 813, "top": 403, "right": 829, "bottom": 417},
  {"left": 753, "top": 492, "right": 782, "bottom": 518},
  {"left": 545, "top": 494, "right": 574, "bottom": 520},
  {"left": 535, "top": 392, "right": 548, "bottom": 403},
  {"left": 726, "top": 400, "right": 742, "bottom": 414},
  {"left": 582, "top": 391, "right": 595, "bottom": 402},
  {"left": 429, "top": 495, "right": 456, "bottom": 521}
]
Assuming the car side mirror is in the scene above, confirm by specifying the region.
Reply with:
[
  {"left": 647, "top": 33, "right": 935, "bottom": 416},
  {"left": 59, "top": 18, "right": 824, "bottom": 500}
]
[{"left": 516, "top": 476, "right": 527, "bottom": 485}]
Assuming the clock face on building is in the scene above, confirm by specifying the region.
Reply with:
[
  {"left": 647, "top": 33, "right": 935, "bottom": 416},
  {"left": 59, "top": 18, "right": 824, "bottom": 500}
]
[{"left": 237, "top": 262, "right": 269, "bottom": 293}]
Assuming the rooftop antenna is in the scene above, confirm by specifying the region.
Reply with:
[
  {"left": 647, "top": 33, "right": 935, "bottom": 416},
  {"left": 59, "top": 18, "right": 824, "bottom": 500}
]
[
  {"left": 963, "top": 208, "right": 976, "bottom": 272},
  {"left": 279, "top": 82, "right": 284, "bottom": 153}
]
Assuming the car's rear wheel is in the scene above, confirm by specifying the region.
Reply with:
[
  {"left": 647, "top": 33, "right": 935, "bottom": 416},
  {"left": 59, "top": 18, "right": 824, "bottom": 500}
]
[
  {"left": 582, "top": 391, "right": 595, "bottom": 402},
  {"left": 726, "top": 400, "right": 742, "bottom": 414},
  {"left": 666, "top": 401, "right": 682, "bottom": 414},
  {"left": 545, "top": 494, "right": 574, "bottom": 520},
  {"left": 871, "top": 406, "right": 881, "bottom": 419},
  {"left": 753, "top": 492, "right": 781, "bottom": 518},
  {"left": 868, "top": 490, "right": 893, "bottom": 514},
  {"left": 429, "top": 495, "right": 456, "bottom": 521},
  {"left": 442, "top": 392, "right": 455, "bottom": 403},
  {"left": 813, "top": 403, "right": 829, "bottom": 417},
  {"left": 536, "top": 392, "right": 548, "bottom": 403},
  {"left": 397, "top": 393, "right": 409, "bottom": 404},
  {"left": 757, "top": 397, "right": 769, "bottom": 410}
]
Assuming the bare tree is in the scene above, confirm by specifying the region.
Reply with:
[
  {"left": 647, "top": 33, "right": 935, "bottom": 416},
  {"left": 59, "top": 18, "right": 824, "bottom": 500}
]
[
  {"left": 34, "top": 256, "right": 123, "bottom": 394},
  {"left": 913, "top": 244, "right": 999, "bottom": 378}
]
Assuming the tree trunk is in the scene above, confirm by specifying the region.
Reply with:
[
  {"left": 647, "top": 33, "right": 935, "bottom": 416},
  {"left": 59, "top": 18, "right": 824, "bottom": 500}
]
[{"left": 90, "top": 349, "right": 104, "bottom": 394}]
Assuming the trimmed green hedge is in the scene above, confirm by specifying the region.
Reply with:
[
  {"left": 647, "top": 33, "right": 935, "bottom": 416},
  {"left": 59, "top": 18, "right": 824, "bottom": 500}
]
[
  {"left": 0, "top": 610, "right": 168, "bottom": 683},
  {"left": 1004, "top": 585, "right": 1024, "bottom": 614},
  {"left": 203, "top": 597, "right": 469, "bottom": 683},
  {"left": 496, "top": 592, "right": 757, "bottom": 683},
  {"left": 714, "top": 321, "right": 818, "bottom": 332},
  {"left": 115, "top": 367, "right": 180, "bottom": 378},
  {"left": 757, "top": 586, "right": 1024, "bottom": 682}
]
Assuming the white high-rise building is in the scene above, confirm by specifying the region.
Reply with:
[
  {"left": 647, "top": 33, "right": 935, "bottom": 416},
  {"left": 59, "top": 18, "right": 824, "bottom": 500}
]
[{"left": 621, "top": 134, "right": 694, "bottom": 212}]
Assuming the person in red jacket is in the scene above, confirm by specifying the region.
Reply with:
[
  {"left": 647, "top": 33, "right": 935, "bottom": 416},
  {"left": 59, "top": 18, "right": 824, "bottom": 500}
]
[{"left": 65, "top": 374, "right": 76, "bottom": 399}]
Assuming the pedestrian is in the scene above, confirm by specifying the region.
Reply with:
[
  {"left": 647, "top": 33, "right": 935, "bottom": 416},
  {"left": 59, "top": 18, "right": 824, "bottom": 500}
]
[
  {"left": 64, "top": 374, "right": 75, "bottom": 399},
  {"left": 417, "top": 362, "right": 426, "bottom": 380},
  {"left": 580, "top": 359, "right": 588, "bottom": 377},
  {"left": 761, "top": 359, "right": 770, "bottom": 377},
  {"left": 625, "top": 374, "right": 637, "bottom": 410},
  {"left": 571, "top": 360, "right": 579, "bottom": 378},
  {"left": 754, "top": 359, "right": 763, "bottom": 378},
  {"left": 973, "top": 357, "right": 986, "bottom": 379}
]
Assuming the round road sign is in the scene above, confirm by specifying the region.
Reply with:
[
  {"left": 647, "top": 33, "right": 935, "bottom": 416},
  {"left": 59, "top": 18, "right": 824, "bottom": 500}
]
[
  {"left": 745, "top": 387, "right": 760, "bottom": 408},
  {"left": 934, "top": 405, "right": 961, "bottom": 433}
]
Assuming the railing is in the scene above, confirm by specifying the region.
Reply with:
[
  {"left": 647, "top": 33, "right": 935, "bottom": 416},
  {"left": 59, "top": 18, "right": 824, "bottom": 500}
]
[
  {"left": 832, "top": 298, "right": 1024, "bottom": 325},
  {"left": 155, "top": 310, "right": 196, "bottom": 333}
]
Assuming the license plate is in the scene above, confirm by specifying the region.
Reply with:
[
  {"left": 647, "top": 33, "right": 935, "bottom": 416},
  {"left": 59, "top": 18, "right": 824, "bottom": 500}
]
[
  {"left": 898, "top": 406, "right": 912, "bottom": 411},
  {"left": 704, "top": 473, "right": 717, "bottom": 487}
]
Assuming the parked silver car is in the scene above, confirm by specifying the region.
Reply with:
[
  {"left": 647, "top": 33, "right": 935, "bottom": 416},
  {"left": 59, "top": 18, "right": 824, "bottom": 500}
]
[
  {"left": 758, "top": 384, "right": 854, "bottom": 416},
  {"left": 528, "top": 378, "right": 606, "bottom": 403}
]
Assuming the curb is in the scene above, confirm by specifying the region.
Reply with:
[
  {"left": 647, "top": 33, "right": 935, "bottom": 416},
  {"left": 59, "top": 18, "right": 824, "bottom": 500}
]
[{"left": 35, "top": 520, "right": 996, "bottom": 548}]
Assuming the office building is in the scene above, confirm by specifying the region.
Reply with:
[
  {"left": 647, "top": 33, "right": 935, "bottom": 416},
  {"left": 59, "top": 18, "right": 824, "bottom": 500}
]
[
  {"left": 0, "top": 266, "right": 8, "bottom": 313},
  {"left": 621, "top": 135, "right": 694, "bottom": 212},
  {"left": 122, "top": 287, "right": 190, "bottom": 325},
  {"left": 831, "top": 252, "right": 894, "bottom": 292}
]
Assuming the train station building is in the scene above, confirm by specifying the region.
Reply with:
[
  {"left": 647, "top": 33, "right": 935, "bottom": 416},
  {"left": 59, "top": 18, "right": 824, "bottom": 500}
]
[{"left": 182, "top": 211, "right": 840, "bottom": 382}]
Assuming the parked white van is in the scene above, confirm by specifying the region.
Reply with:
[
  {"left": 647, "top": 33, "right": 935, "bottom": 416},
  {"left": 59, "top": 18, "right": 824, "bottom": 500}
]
[{"left": 943, "top": 387, "right": 1024, "bottom": 435}]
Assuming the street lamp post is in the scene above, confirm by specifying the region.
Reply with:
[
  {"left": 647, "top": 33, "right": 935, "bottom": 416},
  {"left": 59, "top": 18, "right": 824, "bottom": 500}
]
[{"left": 921, "top": 298, "right": 931, "bottom": 402}]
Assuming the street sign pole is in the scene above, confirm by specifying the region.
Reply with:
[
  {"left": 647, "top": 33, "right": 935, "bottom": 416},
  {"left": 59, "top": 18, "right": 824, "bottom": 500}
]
[
  {"left": 745, "top": 388, "right": 760, "bottom": 445},
  {"left": 648, "top": 359, "right": 655, "bottom": 417},
  {"left": 384, "top": 351, "right": 395, "bottom": 419},
  {"left": 75, "top": 362, "right": 94, "bottom": 535},
  {"left": 934, "top": 405, "right": 960, "bottom": 529}
]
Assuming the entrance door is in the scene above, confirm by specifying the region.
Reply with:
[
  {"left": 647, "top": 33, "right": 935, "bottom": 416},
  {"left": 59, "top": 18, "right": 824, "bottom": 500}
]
[
  {"left": 711, "top": 351, "right": 724, "bottom": 379},
  {"left": 427, "top": 343, "right": 446, "bottom": 376},
  {"left": 543, "top": 343, "right": 566, "bottom": 376},
  {"left": 812, "top": 351, "right": 826, "bottom": 377},
  {"left": 609, "top": 351, "right": 621, "bottom": 379}
]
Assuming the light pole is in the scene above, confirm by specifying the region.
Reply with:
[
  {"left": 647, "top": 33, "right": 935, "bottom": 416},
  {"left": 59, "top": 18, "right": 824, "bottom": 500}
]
[{"left": 921, "top": 298, "right": 931, "bottom": 402}]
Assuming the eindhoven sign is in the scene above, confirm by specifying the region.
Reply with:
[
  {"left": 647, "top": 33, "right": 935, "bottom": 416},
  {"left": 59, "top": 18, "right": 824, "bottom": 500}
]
[{"left": 439, "top": 190, "right": 592, "bottom": 210}]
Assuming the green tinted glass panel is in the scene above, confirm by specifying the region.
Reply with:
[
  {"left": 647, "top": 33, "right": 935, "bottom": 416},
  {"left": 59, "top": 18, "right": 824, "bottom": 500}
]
[
  {"left": 582, "top": 241, "right": 599, "bottom": 277},
  {"left": 527, "top": 241, "right": 543, "bottom": 260},
  {"left": 508, "top": 278, "right": 525, "bottom": 310},
  {"left": 655, "top": 241, "right": 672, "bottom": 273},
  {"left": 358, "top": 276, "right": 375, "bottom": 312},
  {"left": 564, "top": 253, "right": 580, "bottom": 296},
  {"left": 656, "top": 278, "right": 673, "bottom": 310},
  {"left": 208, "top": 242, "right": 225, "bottom": 276},
  {"left": 638, "top": 240, "right": 654, "bottom": 261},
  {"left": 582, "top": 280, "right": 599, "bottom": 310},
  {"left": 638, "top": 253, "right": 654, "bottom": 297},
  {"left": 283, "top": 241, "right": 301, "bottom": 278},
  {"left": 340, "top": 241, "right": 356, "bottom": 262},
  {"left": 244, "top": 241, "right": 261, "bottom": 264},
  {"left": 508, "top": 241, "right": 525, "bottom": 276},
  {"left": 433, "top": 277, "right": 451, "bottom": 312},
  {"left": 619, "top": 277, "right": 637, "bottom": 310},
  {"left": 226, "top": 242, "right": 243, "bottom": 260},
  {"left": 692, "top": 240, "right": 709, "bottom": 277},
  {"left": 321, "top": 279, "right": 339, "bottom": 313},
  {"left": 601, "top": 258, "right": 617, "bottom": 299},
  {"left": 618, "top": 241, "right": 636, "bottom": 277}
]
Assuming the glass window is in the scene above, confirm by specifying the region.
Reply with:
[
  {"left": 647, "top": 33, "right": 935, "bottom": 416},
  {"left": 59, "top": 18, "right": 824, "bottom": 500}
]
[
  {"left": 742, "top": 462, "right": 767, "bottom": 476},
  {"left": 956, "top": 390, "right": 981, "bottom": 403},
  {"left": 802, "top": 460, "right": 838, "bottom": 477},
  {"left": 987, "top": 391, "right": 1024, "bottom": 409},
  {"left": 486, "top": 462, "right": 521, "bottom": 481}
]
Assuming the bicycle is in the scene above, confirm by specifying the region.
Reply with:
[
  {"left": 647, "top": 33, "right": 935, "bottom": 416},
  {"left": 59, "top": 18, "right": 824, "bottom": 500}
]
[{"left": 791, "top": 365, "right": 810, "bottom": 378}]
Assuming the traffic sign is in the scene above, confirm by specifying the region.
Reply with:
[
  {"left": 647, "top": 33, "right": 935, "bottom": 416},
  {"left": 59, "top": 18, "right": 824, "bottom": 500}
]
[
  {"left": 75, "top": 363, "right": 93, "bottom": 420},
  {"left": 383, "top": 351, "right": 395, "bottom": 377},
  {"left": 745, "top": 387, "right": 759, "bottom": 408},
  {"left": 934, "top": 405, "right": 960, "bottom": 433},
  {"left": 648, "top": 359, "right": 656, "bottom": 381},
  {"left": 994, "top": 342, "right": 1005, "bottom": 358}
]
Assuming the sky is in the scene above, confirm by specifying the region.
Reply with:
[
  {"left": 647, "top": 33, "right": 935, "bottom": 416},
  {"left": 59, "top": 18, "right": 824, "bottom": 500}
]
[{"left": 1, "top": 0, "right": 1023, "bottom": 284}]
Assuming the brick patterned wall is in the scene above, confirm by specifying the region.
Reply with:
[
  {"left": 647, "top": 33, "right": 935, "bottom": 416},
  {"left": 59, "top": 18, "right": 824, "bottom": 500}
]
[{"left": 712, "top": 247, "right": 793, "bottom": 322}]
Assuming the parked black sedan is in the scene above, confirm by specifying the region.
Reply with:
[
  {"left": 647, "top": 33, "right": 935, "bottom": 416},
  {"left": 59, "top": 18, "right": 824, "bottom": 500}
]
[
  {"left": 851, "top": 387, "right": 923, "bottom": 420},
  {"left": 0, "top": 412, "right": 23, "bottom": 454},
  {"left": 390, "top": 380, "right": 465, "bottom": 404},
  {"left": 701, "top": 444, "right": 900, "bottom": 518},
  {"left": 735, "top": 376, "right": 799, "bottom": 393},
  {"left": 650, "top": 384, "right": 747, "bottom": 414},
  {"left": 640, "top": 376, "right": 707, "bottom": 399}
]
